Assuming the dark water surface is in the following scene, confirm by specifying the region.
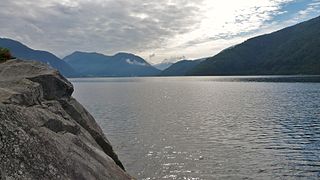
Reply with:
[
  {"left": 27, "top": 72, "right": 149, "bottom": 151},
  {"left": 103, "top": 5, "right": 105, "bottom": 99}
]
[{"left": 70, "top": 76, "right": 320, "bottom": 180}]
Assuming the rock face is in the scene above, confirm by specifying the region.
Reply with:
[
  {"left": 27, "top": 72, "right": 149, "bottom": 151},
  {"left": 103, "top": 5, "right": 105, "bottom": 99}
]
[{"left": 0, "top": 59, "right": 133, "bottom": 179}]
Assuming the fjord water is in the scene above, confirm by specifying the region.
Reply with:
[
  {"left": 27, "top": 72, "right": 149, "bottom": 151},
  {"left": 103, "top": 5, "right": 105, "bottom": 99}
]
[{"left": 70, "top": 76, "right": 320, "bottom": 180}]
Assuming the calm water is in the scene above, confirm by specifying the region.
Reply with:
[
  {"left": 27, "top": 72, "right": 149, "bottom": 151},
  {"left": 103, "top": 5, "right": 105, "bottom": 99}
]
[{"left": 70, "top": 76, "right": 320, "bottom": 180}]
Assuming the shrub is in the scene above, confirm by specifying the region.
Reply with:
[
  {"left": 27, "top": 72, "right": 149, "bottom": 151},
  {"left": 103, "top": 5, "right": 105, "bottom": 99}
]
[{"left": 0, "top": 48, "right": 12, "bottom": 62}]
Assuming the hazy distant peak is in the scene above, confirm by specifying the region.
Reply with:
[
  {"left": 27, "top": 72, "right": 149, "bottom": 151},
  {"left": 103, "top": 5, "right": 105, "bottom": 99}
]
[
  {"left": 68, "top": 51, "right": 107, "bottom": 56},
  {"left": 64, "top": 50, "right": 160, "bottom": 77},
  {"left": 114, "top": 52, "right": 135, "bottom": 56}
]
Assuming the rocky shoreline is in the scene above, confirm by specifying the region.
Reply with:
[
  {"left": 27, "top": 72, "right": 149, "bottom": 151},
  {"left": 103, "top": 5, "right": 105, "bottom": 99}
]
[{"left": 0, "top": 59, "right": 133, "bottom": 179}]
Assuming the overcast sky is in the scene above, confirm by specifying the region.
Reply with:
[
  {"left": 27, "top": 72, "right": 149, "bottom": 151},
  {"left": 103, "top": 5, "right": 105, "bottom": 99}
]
[{"left": 0, "top": 0, "right": 319, "bottom": 63}]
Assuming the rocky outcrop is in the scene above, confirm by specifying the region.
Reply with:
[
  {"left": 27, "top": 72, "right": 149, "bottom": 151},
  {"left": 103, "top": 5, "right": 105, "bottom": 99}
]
[{"left": 0, "top": 59, "right": 133, "bottom": 179}]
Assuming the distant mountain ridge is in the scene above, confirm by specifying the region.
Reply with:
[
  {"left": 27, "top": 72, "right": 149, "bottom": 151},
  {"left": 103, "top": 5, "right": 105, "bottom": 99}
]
[
  {"left": 0, "top": 38, "right": 78, "bottom": 77},
  {"left": 153, "top": 62, "right": 174, "bottom": 71},
  {"left": 0, "top": 38, "right": 160, "bottom": 77},
  {"left": 161, "top": 59, "right": 204, "bottom": 76},
  {"left": 2, "top": 15, "right": 319, "bottom": 77},
  {"left": 188, "top": 15, "right": 320, "bottom": 75},
  {"left": 64, "top": 51, "right": 161, "bottom": 77}
]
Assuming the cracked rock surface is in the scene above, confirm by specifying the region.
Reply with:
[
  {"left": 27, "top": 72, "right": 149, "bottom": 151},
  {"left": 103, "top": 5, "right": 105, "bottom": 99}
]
[{"left": 0, "top": 60, "right": 133, "bottom": 180}]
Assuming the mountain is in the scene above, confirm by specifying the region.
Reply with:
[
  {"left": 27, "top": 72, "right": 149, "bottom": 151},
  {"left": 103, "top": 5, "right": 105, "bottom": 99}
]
[
  {"left": 161, "top": 59, "right": 204, "bottom": 76},
  {"left": 0, "top": 38, "right": 78, "bottom": 77},
  {"left": 64, "top": 51, "right": 161, "bottom": 77},
  {"left": 153, "top": 62, "right": 174, "bottom": 70},
  {"left": 188, "top": 16, "right": 320, "bottom": 75}
]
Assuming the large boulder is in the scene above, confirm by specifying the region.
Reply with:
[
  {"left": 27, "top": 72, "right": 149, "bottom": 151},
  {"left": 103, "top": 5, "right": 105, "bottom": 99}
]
[{"left": 0, "top": 59, "right": 133, "bottom": 179}]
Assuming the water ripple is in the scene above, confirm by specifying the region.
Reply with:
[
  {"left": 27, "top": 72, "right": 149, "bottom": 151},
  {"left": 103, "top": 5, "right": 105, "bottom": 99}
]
[{"left": 71, "top": 77, "right": 320, "bottom": 179}]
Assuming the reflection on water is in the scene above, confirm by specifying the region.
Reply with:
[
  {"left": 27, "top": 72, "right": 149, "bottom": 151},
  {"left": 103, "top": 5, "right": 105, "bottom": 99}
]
[{"left": 70, "top": 76, "right": 320, "bottom": 179}]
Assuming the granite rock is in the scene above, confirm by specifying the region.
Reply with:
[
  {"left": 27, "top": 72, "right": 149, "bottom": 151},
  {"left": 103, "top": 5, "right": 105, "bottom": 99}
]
[{"left": 0, "top": 59, "right": 133, "bottom": 180}]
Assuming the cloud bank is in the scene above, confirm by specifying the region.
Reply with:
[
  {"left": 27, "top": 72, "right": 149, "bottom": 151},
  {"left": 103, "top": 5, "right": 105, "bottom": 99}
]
[{"left": 0, "top": 0, "right": 319, "bottom": 63}]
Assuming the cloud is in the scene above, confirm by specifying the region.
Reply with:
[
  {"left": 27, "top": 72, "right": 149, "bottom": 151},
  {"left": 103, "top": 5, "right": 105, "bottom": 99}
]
[
  {"left": 296, "top": 0, "right": 320, "bottom": 19},
  {"left": 170, "top": 0, "right": 294, "bottom": 49},
  {"left": 126, "top": 59, "right": 147, "bottom": 66},
  {"left": 155, "top": 0, "right": 320, "bottom": 61},
  {"left": 0, "top": 0, "right": 319, "bottom": 63},
  {"left": 0, "top": 0, "right": 203, "bottom": 57}
]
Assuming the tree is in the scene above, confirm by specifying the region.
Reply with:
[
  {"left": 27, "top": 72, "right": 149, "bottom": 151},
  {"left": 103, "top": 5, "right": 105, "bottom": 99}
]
[{"left": 0, "top": 47, "right": 12, "bottom": 62}]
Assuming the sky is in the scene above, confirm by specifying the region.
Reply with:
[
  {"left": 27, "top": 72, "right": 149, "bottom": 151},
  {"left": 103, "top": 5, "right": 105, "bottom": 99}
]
[{"left": 0, "top": 0, "right": 320, "bottom": 64}]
